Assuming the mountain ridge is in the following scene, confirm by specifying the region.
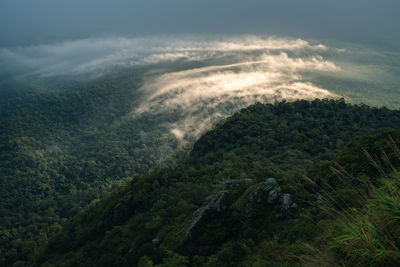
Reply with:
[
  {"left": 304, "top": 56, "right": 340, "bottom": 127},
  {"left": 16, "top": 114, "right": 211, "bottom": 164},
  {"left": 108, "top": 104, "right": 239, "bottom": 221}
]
[{"left": 21, "top": 99, "right": 400, "bottom": 266}]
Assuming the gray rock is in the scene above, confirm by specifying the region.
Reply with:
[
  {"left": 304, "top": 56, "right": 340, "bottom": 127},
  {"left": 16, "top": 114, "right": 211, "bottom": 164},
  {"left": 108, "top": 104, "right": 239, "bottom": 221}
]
[
  {"left": 221, "top": 179, "right": 253, "bottom": 190},
  {"left": 281, "top": 193, "right": 292, "bottom": 209},
  {"left": 152, "top": 238, "right": 160, "bottom": 250},
  {"left": 208, "top": 191, "right": 225, "bottom": 212},
  {"left": 263, "top": 185, "right": 273, "bottom": 192},
  {"left": 185, "top": 206, "right": 207, "bottom": 237},
  {"left": 268, "top": 189, "right": 280, "bottom": 204},
  {"left": 266, "top": 177, "right": 276, "bottom": 183},
  {"left": 239, "top": 216, "right": 252, "bottom": 230},
  {"left": 185, "top": 190, "right": 226, "bottom": 237},
  {"left": 280, "top": 193, "right": 293, "bottom": 218}
]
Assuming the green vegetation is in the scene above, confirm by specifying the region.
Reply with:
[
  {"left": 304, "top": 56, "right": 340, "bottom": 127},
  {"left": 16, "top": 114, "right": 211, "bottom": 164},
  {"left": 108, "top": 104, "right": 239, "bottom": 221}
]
[
  {"left": 0, "top": 73, "right": 182, "bottom": 265},
  {"left": 2, "top": 98, "right": 398, "bottom": 266}
]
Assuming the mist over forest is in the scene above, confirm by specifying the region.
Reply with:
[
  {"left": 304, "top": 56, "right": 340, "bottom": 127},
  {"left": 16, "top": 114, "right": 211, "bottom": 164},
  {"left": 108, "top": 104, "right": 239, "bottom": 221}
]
[
  {"left": 1, "top": 1, "right": 400, "bottom": 266},
  {"left": 2, "top": 35, "right": 400, "bottom": 143}
]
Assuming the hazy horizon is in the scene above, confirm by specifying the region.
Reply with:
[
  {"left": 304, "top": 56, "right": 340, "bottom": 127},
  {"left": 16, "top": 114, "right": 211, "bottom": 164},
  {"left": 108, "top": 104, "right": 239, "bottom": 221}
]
[
  {"left": 1, "top": 1, "right": 399, "bottom": 142},
  {"left": 0, "top": 0, "right": 399, "bottom": 47}
]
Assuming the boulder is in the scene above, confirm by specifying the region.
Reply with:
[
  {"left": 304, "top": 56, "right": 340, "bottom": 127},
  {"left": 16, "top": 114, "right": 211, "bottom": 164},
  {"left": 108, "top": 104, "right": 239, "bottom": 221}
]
[
  {"left": 152, "top": 238, "right": 160, "bottom": 250},
  {"left": 268, "top": 188, "right": 280, "bottom": 204},
  {"left": 280, "top": 193, "right": 293, "bottom": 218},
  {"left": 281, "top": 193, "right": 292, "bottom": 209},
  {"left": 221, "top": 179, "right": 253, "bottom": 190},
  {"left": 266, "top": 177, "right": 276, "bottom": 183}
]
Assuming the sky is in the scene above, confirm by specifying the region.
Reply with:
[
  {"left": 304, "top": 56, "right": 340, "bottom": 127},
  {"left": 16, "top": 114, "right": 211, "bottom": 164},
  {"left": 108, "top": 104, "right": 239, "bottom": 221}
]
[{"left": 0, "top": 0, "right": 399, "bottom": 47}]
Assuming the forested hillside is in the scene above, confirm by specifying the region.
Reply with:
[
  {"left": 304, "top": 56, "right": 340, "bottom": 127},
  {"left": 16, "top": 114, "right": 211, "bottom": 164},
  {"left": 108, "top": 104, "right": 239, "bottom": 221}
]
[
  {"left": 0, "top": 73, "right": 182, "bottom": 265},
  {"left": 15, "top": 99, "right": 400, "bottom": 266},
  {"left": 1, "top": 0, "right": 399, "bottom": 266}
]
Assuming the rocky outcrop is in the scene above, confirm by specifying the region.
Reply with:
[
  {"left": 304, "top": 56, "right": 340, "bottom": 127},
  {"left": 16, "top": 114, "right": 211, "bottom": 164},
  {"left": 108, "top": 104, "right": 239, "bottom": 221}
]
[
  {"left": 178, "top": 177, "right": 299, "bottom": 256},
  {"left": 185, "top": 179, "right": 253, "bottom": 238},
  {"left": 221, "top": 179, "right": 253, "bottom": 190},
  {"left": 184, "top": 177, "right": 298, "bottom": 239},
  {"left": 231, "top": 177, "right": 298, "bottom": 229},
  {"left": 280, "top": 193, "right": 293, "bottom": 218},
  {"left": 152, "top": 238, "right": 160, "bottom": 250},
  {"left": 268, "top": 188, "right": 281, "bottom": 204},
  {"left": 184, "top": 190, "right": 226, "bottom": 237}
]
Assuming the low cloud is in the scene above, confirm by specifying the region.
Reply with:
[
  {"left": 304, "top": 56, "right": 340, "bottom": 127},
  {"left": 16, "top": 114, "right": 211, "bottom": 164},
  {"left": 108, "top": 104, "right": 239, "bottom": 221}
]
[
  {"left": 0, "top": 35, "right": 350, "bottom": 144},
  {"left": 133, "top": 49, "right": 341, "bottom": 143},
  {"left": 1, "top": 35, "right": 345, "bottom": 143},
  {"left": 1, "top": 34, "right": 398, "bottom": 157},
  {"left": 0, "top": 35, "right": 331, "bottom": 78}
]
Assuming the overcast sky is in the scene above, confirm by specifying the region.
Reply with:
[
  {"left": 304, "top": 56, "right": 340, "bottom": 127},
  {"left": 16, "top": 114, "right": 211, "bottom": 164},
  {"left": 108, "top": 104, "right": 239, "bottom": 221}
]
[{"left": 0, "top": 0, "right": 399, "bottom": 47}]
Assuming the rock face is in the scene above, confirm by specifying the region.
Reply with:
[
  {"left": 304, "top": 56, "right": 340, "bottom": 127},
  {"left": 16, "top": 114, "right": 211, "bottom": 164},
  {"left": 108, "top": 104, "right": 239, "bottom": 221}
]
[
  {"left": 184, "top": 178, "right": 298, "bottom": 238},
  {"left": 152, "top": 239, "right": 160, "bottom": 250},
  {"left": 178, "top": 177, "right": 299, "bottom": 256},
  {"left": 280, "top": 193, "right": 293, "bottom": 218},
  {"left": 268, "top": 188, "right": 280, "bottom": 204},
  {"left": 281, "top": 193, "right": 292, "bottom": 208},
  {"left": 185, "top": 179, "right": 254, "bottom": 238},
  {"left": 221, "top": 179, "right": 253, "bottom": 190},
  {"left": 266, "top": 177, "right": 276, "bottom": 183},
  {"left": 185, "top": 190, "right": 226, "bottom": 237}
]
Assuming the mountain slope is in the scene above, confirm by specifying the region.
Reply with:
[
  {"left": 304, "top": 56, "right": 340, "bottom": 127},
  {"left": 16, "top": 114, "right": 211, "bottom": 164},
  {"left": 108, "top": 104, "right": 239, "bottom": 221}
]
[
  {"left": 31, "top": 99, "right": 400, "bottom": 266},
  {"left": 0, "top": 72, "right": 181, "bottom": 265}
]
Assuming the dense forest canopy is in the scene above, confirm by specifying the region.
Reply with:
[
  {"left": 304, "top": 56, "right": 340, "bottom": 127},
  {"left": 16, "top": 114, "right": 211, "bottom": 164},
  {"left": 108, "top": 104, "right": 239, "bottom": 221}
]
[
  {"left": 1, "top": 0, "right": 399, "bottom": 266},
  {"left": 1, "top": 36, "right": 399, "bottom": 267},
  {"left": 2, "top": 97, "right": 400, "bottom": 266}
]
